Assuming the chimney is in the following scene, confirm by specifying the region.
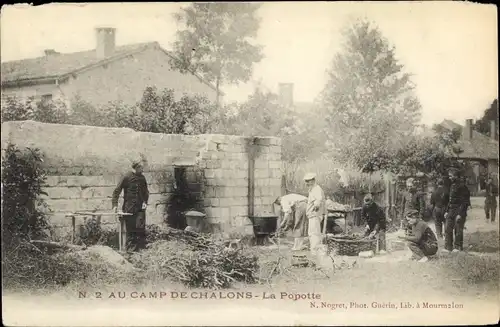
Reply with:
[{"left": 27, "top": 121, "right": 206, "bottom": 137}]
[
  {"left": 463, "top": 119, "right": 473, "bottom": 141},
  {"left": 44, "top": 49, "right": 59, "bottom": 56},
  {"left": 95, "top": 27, "right": 116, "bottom": 59},
  {"left": 278, "top": 83, "right": 294, "bottom": 107},
  {"left": 491, "top": 120, "right": 498, "bottom": 140}
]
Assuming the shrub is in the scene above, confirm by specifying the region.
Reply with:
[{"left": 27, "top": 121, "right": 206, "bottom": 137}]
[
  {"left": 1, "top": 143, "right": 49, "bottom": 244},
  {"left": 78, "top": 218, "right": 119, "bottom": 249}
]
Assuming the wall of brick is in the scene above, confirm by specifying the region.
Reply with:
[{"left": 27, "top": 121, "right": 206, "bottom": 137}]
[{"left": 1, "top": 121, "right": 282, "bottom": 237}]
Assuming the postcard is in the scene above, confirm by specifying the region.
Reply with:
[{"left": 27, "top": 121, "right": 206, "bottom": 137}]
[{"left": 1, "top": 2, "right": 498, "bottom": 326}]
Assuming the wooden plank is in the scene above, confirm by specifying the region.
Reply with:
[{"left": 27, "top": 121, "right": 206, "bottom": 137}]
[
  {"left": 31, "top": 240, "right": 84, "bottom": 251},
  {"left": 71, "top": 211, "right": 133, "bottom": 216}
]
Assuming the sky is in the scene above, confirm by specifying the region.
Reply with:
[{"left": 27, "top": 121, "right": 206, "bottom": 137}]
[{"left": 1, "top": 2, "right": 497, "bottom": 126}]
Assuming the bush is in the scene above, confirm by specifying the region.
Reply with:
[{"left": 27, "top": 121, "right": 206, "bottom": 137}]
[
  {"left": 1, "top": 87, "right": 218, "bottom": 136},
  {"left": 78, "top": 218, "right": 119, "bottom": 249},
  {"left": 1, "top": 143, "right": 49, "bottom": 244}
]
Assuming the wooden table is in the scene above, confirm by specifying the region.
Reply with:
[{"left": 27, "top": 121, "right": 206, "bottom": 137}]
[{"left": 65, "top": 211, "right": 132, "bottom": 252}]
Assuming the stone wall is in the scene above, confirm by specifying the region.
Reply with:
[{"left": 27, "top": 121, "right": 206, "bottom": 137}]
[{"left": 1, "top": 121, "right": 282, "bottom": 237}]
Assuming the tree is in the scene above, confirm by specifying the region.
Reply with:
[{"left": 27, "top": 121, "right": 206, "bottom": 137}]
[
  {"left": 170, "top": 3, "right": 264, "bottom": 106},
  {"left": 318, "top": 18, "right": 422, "bottom": 169},
  {"left": 135, "top": 86, "right": 217, "bottom": 135},
  {"left": 474, "top": 99, "right": 498, "bottom": 140}
]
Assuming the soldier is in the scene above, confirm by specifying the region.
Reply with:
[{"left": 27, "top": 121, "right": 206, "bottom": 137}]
[
  {"left": 401, "top": 177, "right": 426, "bottom": 232},
  {"left": 274, "top": 193, "right": 308, "bottom": 251},
  {"left": 397, "top": 209, "right": 438, "bottom": 262},
  {"left": 112, "top": 159, "right": 150, "bottom": 252},
  {"left": 304, "top": 173, "right": 325, "bottom": 255},
  {"left": 361, "top": 193, "right": 387, "bottom": 254},
  {"left": 443, "top": 169, "right": 471, "bottom": 253},
  {"left": 484, "top": 175, "right": 498, "bottom": 223},
  {"left": 430, "top": 178, "right": 450, "bottom": 239}
]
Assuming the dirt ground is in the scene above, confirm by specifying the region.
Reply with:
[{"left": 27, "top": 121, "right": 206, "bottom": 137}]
[{"left": 3, "top": 201, "right": 499, "bottom": 326}]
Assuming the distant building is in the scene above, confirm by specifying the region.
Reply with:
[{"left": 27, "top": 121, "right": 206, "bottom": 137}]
[
  {"left": 1, "top": 27, "right": 219, "bottom": 109},
  {"left": 438, "top": 119, "right": 499, "bottom": 194},
  {"left": 277, "top": 82, "right": 316, "bottom": 113}
]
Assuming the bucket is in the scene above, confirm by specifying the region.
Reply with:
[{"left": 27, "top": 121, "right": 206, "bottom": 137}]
[{"left": 184, "top": 210, "right": 206, "bottom": 232}]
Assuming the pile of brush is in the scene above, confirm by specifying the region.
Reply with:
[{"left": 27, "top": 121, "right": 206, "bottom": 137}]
[{"left": 133, "top": 225, "right": 259, "bottom": 289}]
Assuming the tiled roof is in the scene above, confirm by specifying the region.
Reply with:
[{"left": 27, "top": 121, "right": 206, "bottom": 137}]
[
  {"left": 440, "top": 119, "right": 498, "bottom": 161},
  {"left": 1, "top": 42, "right": 154, "bottom": 84},
  {"left": 1, "top": 42, "right": 219, "bottom": 93}
]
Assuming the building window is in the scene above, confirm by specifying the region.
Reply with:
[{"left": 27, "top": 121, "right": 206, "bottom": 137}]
[{"left": 41, "top": 94, "right": 53, "bottom": 103}]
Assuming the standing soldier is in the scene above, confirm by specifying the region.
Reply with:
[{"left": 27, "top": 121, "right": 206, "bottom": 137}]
[
  {"left": 443, "top": 169, "right": 471, "bottom": 253},
  {"left": 484, "top": 175, "right": 498, "bottom": 223},
  {"left": 430, "top": 178, "right": 450, "bottom": 239},
  {"left": 112, "top": 159, "right": 149, "bottom": 252},
  {"left": 401, "top": 178, "right": 426, "bottom": 232},
  {"left": 304, "top": 173, "right": 325, "bottom": 255},
  {"left": 274, "top": 193, "right": 308, "bottom": 251}
]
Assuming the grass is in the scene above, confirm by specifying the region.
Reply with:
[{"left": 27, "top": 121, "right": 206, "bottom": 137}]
[{"left": 465, "top": 230, "right": 499, "bottom": 253}]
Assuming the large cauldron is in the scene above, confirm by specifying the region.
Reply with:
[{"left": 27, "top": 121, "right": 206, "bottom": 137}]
[{"left": 250, "top": 213, "right": 278, "bottom": 236}]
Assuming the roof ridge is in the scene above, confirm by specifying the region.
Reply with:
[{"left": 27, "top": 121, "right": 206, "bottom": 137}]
[{"left": 1, "top": 41, "right": 157, "bottom": 64}]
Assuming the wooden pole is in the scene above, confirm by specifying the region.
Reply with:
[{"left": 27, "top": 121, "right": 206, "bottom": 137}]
[{"left": 248, "top": 137, "right": 256, "bottom": 226}]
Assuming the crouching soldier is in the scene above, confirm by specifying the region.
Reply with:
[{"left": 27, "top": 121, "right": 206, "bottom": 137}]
[
  {"left": 398, "top": 209, "right": 438, "bottom": 262},
  {"left": 274, "top": 193, "right": 308, "bottom": 251},
  {"left": 444, "top": 169, "right": 471, "bottom": 253},
  {"left": 401, "top": 178, "right": 426, "bottom": 232},
  {"left": 361, "top": 193, "right": 387, "bottom": 254}
]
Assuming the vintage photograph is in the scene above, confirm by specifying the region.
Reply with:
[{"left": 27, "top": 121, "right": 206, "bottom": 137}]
[{"left": 1, "top": 2, "right": 498, "bottom": 326}]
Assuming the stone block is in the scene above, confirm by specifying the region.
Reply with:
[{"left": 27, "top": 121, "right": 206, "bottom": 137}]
[
  {"left": 254, "top": 169, "right": 269, "bottom": 179},
  {"left": 80, "top": 186, "right": 116, "bottom": 199},
  {"left": 205, "top": 160, "right": 222, "bottom": 169},
  {"left": 269, "top": 161, "right": 282, "bottom": 169},
  {"left": 46, "top": 186, "right": 82, "bottom": 199},
  {"left": 203, "top": 198, "right": 220, "bottom": 207},
  {"left": 269, "top": 145, "right": 281, "bottom": 153},
  {"left": 269, "top": 178, "right": 282, "bottom": 186},
  {"left": 255, "top": 179, "right": 270, "bottom": 187},
  {"left": 231, "top": 187, "right": 248, "bottom": 197},
  {"left": 270, "top": 169, "right": 282, "bottom": 178},
  {"left": 204, "top": 169, "right": 225, "bottom": 179},
  {"left": 45, "top": 199, "right": 78, "bottom": 213},
  {"left": 266, "top": 153, "right": 281, "bottom": 161},
  {"left": 234, "top": 178, "right": 249, "bottom": 187},
  {"left": 232, "top": 170, "right": 247, "bottom": 179},
  {"left": 45, "top": 176, "right": 60, "bottom": 187},
  {"left": 255, "top": 160, "right": 268, "bottom": 169},
  {"left": 230, "top": 206, "right": 248, "bottom": 218},
  {"left": 210, "top": 207, "right": 231, "bottom": 220},
  {"left": 219, "top": 197, "right": 247, "bottom": 207}
]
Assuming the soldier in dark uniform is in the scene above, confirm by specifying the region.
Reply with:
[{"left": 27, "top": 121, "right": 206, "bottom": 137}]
[
  {"left": 401, "top": 178, "right": 426, "bottom": 233},
  {"left": 112, "top": 160, "right": 149, "bottom": 252},
  {"left": 361, "top": 193, "right": 387, "bottom": 254},
  {"left": 484, "top": 175, "right": 498, "bottom": 223},
  {"left": 443, "top": 169, "right": 471, "bottom": 253},
  {"left": 430, "top": 178, "right": 449, "bottom": 238}
]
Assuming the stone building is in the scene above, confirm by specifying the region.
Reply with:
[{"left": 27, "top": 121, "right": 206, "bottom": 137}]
[{"left": 1, "top": 27, "right": 218, "bottom": 109}]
